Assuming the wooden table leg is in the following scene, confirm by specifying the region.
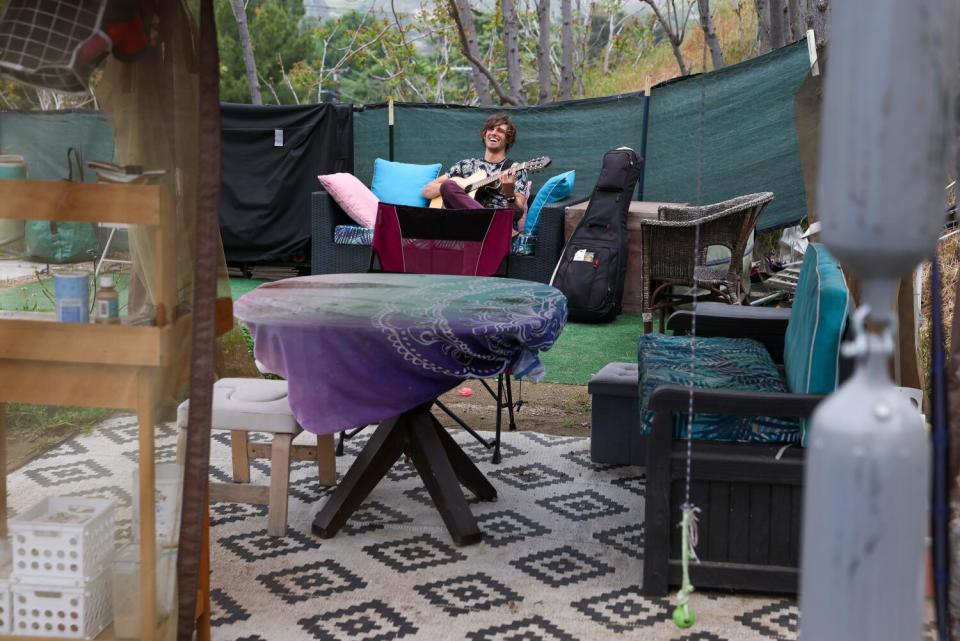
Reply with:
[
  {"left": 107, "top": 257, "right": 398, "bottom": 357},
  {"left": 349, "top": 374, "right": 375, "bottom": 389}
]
[
  {"left": 230, "top": 430, "right": 251, "bottom": 483},
  {"left": 312, "top": 416, "right": 405, "bottom": 538},
  {"left": 312, "top": 407, "right": 497, "bottom": 547},
  {"left": 430, "top": 414, "right": 497, "bottom": 501},
  {"left": 0, "top": 403, "right": 6, "bottom": 541},
  {"left": 137, "top": 371, "right": 158, "bottom": 641},
  {"left": 406, "top": 412, "right": 483, "bottom": 546}
]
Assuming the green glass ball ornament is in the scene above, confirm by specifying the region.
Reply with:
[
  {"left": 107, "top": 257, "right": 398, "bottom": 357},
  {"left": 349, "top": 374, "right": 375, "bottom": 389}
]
[{"left": 673, "top": 605, "right": 695, "bottom": 629}]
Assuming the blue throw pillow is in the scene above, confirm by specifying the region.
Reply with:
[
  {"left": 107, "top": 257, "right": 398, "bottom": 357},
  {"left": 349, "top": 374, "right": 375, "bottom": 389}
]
[
  {"left": 371, "top": 158, "right": 442, "bottom": 207},
  {"left": 524, "top": 170, "right": 575, "bottom": 236},
  {"left": 783, "top": 243, "right": 849, "bottom": 397}
]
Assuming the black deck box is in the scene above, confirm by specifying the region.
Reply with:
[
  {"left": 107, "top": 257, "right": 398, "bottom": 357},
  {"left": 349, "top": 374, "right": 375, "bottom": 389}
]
[{"left": 587, "top": 362, "right": 645, "bottom": 465}]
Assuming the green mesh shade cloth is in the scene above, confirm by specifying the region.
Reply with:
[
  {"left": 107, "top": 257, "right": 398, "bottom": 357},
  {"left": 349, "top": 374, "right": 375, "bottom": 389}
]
[
  {"left": 643, "top": 40, "right": 810, "bottom": 231},
  {"left": 2, "top": 40, "right": 813, "bottom": 234},
  {"left": 0, "top": 110, "right": 114, "bottom": 179},
  {"left": 352, "top": 95, "right": 648, "bottom": 202}
]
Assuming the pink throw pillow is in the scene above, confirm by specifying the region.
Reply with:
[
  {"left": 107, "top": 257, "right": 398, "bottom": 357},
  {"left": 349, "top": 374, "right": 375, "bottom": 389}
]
[{"left": 318, "top": 173, "right": 379, "bottom": 228}]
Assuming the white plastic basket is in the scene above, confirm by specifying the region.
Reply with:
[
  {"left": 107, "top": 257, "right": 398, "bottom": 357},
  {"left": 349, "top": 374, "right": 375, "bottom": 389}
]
[
  {"left": 0, "top": 558, "right": 12, "bottom": 635},
  {"left": 10, "top": 498, "right": 115, "bottom": 585},
  {"left": 11, "top": 569, "right": 112, "bottom": 639}
]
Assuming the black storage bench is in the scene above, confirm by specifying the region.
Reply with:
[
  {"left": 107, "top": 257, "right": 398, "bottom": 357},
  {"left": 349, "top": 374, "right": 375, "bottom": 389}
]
[{"left": 588, "top": 362, "right": 645, "bottom": 465}]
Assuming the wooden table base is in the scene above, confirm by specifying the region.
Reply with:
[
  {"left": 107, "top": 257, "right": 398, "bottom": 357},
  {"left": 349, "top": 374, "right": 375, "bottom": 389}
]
[{"left": 312, "top": 405, "right": 497, "bottom": 546}]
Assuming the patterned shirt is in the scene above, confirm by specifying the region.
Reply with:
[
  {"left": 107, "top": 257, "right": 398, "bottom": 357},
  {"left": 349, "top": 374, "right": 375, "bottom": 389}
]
[{"left": 446, "top": 158, "right": 529, "bottom": 210}]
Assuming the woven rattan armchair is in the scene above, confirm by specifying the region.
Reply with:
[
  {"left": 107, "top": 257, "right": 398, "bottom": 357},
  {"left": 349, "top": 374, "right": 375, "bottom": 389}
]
[{"left": 639, "top": 192, "right": 774, "bottom": 332}]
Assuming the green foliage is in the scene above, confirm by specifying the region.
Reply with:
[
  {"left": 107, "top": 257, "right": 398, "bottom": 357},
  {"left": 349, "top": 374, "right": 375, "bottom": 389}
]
[
  {"left": 217, "top": 0, "right": 313, "bottom": 103},
  {"left": 6, "top": 404, "right": 112, "bottom": 436},
  {"left": 208, "top": 0, "right": 761, "bottom": 106}
]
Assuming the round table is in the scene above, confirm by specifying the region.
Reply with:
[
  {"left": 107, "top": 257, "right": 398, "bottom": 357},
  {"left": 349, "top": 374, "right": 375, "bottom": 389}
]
[{"left": 234, "top": 273, "right": 567, "bottom": 545}]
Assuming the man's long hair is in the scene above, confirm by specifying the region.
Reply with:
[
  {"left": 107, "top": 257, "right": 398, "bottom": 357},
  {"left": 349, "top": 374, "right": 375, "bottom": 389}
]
[{"left": 480, "top": 113, "right": 517, "bottom": 151}]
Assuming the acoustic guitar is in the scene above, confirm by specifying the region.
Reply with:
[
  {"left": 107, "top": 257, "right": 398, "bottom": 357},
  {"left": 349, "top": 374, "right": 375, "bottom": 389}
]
[{"left": 428, "top": 156, "right": 553, "bottom": 208}]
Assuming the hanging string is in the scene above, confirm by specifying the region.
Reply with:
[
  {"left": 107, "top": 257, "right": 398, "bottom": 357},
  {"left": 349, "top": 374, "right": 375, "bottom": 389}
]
[{"left": 673, "top": 35, "right": 709, "bottom": 631}]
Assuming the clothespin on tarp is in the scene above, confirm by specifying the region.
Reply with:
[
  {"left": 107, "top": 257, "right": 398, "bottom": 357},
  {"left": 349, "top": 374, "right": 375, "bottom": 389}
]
[{"left": 806, "top": 29, "right": 820, "bottom": 76}]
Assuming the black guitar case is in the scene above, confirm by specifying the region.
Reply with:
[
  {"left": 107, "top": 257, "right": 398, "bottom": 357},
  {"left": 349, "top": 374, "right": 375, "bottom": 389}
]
[{"left": 550, "top": 147, "right": 643, "bottom": 322}]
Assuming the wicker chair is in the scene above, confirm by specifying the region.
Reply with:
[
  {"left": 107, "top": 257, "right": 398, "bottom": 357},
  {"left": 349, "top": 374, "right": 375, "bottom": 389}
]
[{"left": 639, "top": 192, "right": 774, "bottom": 332}]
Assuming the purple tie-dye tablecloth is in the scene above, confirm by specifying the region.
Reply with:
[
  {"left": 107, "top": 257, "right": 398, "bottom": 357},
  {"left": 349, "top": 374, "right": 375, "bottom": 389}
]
[{"left": 233, "top": 273, "right": 568, "bottom": 434}]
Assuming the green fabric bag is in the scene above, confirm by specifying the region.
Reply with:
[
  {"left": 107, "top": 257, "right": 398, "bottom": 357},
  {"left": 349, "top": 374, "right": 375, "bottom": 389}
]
[
  {"left": 24, "top": 147, "right": 99, "bottom": 264},
  {"left": 24, "top": 220, "right": 99, "bottom": 264}
]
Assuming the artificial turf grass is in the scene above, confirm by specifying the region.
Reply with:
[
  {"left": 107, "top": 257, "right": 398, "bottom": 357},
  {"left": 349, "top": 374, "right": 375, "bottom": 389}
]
[
  {"left": 223, "top": 277, "right": 645, "bottom": 386},
  {"left": 0, "top": 275, "right": 262, "bottom": 314},
  {"left": 229, "top": 277, "right": 268, "bottom": 299},
  {"left": 538, "top": 314, "right": 647, "bottom": 385},
  {"left": 0, "top": 273, "right": 131, "bottom": 313},
  {"left": 0, "top": 275, "right": 639, "bottom": 386}
]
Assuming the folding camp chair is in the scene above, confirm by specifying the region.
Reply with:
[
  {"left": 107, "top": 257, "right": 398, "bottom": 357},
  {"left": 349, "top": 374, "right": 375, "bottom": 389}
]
[{"left": 336, "top": 202, "right": 517, "bottom": 463}]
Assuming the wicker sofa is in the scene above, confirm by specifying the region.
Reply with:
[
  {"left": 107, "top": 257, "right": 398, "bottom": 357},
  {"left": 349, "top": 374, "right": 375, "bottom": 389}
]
[{"left": 310, "top": 188, "right": 584, "bottom": 283}]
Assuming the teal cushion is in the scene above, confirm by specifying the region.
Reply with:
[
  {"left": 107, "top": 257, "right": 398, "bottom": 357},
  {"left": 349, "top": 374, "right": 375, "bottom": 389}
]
[
  {"left": 333, "top": 224, "right": 374, "bottom": 246},
  {"left": 524, "top": 170, "right": 575, "bottom": 236},
  {"left": 510, "top": 233, "right": 537, "bottom": 257},
  {"left": 371, "top": 159, "right": 442, "bottom": 207},
  {"left": 783, "top": 243, "right": 849, "bottom": 396},
  {"left": 638, "top": 333, "right": 801, "bottom": 444}
]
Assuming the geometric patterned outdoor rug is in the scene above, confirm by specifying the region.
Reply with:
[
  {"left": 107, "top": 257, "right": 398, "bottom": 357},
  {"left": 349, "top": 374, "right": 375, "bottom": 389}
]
[{"left": 6, "top": 414, "right": 937, "bottom": 641}]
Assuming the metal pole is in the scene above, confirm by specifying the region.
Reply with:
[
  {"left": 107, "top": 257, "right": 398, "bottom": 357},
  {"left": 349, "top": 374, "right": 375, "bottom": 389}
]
[
  {"left": 636, "top": 87, "right": 650, "bottom": 201},
  {"left": 388, "top": 97, "right": 395, "bottom": 162},
  {"left": 800, "top": 1, "right": 956, "bottom": 640}
]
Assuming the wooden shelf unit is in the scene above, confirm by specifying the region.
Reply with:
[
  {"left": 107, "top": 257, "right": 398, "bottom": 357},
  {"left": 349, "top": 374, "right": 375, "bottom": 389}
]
[{"left": 0, "top": 179, "right": 208, "bottom": 641}]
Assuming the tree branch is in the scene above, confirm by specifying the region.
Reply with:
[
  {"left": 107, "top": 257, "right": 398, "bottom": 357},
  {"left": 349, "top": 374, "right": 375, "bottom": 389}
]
[
  {"left": 697, "top": 0, "right": 725, "bottom": 69},
  {"left": 448, "top": 0, "right": 521, "bottom": 105},
  {"left": 642, "top": 0, "right": 690, "bottom": 75},
  {"left": 229, "top": 0, "right": 262, "bottom": 104}
]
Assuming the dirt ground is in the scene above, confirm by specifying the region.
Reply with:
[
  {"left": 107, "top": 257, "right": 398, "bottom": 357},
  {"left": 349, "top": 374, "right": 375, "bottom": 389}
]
[{"left": 434, "top": 380, "right": 591, "bottom": 437}]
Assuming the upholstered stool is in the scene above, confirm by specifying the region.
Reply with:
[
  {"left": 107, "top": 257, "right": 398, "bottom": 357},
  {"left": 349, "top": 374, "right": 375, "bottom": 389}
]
[
  {"left": 177, "top": 378, "right": 336, "bottom": 536},
  {"left": 588, "top": 362, "right": 645, "bottom": 465}
]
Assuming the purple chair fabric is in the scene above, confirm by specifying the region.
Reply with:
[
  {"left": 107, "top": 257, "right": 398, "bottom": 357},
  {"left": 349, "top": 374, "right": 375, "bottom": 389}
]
[{"left": 372, "top": 203, "right": 514, "bottom": 277}]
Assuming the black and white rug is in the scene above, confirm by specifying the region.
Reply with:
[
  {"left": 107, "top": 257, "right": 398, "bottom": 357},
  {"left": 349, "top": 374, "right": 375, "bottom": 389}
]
[{"left": 7, "top": 414, "right": 920, "bottom": 641}]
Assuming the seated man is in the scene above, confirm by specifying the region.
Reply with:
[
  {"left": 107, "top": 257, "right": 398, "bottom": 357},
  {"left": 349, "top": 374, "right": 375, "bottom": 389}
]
[{"left": 422, "top": 113, "right": 529, "bottom": 229}]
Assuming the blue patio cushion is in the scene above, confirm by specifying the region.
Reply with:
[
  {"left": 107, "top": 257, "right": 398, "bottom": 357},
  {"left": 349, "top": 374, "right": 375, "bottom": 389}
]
[
  {"left": 783, "top": 243, "right": 849, "bottom": 396},
  {"left": 371, "top": 158, "right": 442, "bottom": 207},
  {"left": 524, "top": 170, "right": 575, "bottom": 236},
  {"left": 638, "top": 333, "right": 801, "bottom": 444},
  {"left": 334, "top": 224, "right": 374, "bottom": 246},
  {"left": 510, "top": 233, "right": 537, "bottom": 256},
  {"left": 334, "top": 224, "right": 537, "bottom": 257}
]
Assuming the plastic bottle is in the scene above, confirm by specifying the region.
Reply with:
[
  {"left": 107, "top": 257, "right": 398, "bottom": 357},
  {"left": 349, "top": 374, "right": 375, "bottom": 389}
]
[{"left": 94, "top": 275, "right": 120, "bottom": 324}]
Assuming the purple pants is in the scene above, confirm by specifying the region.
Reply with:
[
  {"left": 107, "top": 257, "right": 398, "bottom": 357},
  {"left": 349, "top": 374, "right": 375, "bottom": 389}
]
[{"left": 439, "top": 180, "right": 485, "bottom": 209}]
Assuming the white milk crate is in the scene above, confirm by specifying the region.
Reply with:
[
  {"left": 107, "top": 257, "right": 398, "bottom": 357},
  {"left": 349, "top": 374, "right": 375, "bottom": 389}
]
[
  {"left": 0, "top": 558, "right": 11, "bottom": 635},
  {"left": 10, "top": 497, "right": 115, "bottom": 585},
  {"left": 11, "top": 569, "right": 112, "bottom": 639}
]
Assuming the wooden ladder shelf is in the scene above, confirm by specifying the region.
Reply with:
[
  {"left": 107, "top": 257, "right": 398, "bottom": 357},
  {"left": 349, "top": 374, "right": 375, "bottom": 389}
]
[{"left": 0, "top": 179, "right": 211, "bottom": 641}]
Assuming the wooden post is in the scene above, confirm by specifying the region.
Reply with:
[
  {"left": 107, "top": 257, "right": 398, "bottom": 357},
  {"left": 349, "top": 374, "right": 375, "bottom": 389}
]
[
  {"left": 0, "top": 403, "right": 6, "bottom": 541},
  {"left": 138, "top": 370, "right": 158, "bottom": 641}
]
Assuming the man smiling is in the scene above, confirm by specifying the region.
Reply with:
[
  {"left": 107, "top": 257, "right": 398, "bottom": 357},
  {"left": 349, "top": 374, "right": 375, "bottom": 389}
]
[{"left": 422, "top": 113, "right": 529, "bottom": 224}]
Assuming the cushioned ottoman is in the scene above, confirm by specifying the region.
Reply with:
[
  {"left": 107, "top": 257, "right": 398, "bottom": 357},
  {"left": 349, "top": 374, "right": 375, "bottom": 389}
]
[{"left": 588, "top": 362, "right": 645, "bottom": 465}]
